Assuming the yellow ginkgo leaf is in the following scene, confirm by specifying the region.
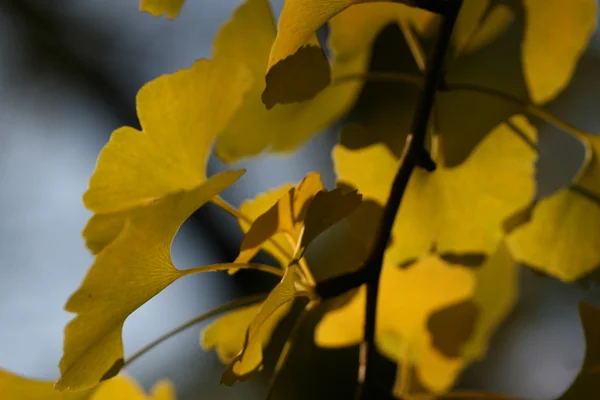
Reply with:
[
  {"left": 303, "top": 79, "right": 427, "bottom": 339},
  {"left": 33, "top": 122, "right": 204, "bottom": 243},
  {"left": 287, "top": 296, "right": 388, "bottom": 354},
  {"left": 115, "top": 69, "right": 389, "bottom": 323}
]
[
  {"left": 201, "top": 302, "right": 292, "bottom": 364},
  {"left": 57, "top": 170, "right": 244, "bottom": 392},
  {"left": 262, "top": 0, "right": 432, "bottom": 108},
  {"left": 237, "top": 184, "right": 295, "bottom": 267},
  {"left": 83, "top": 60, "right": 250, "bottom": 215},
  {"left": 139, "top": 0, "right": 185, "bottom": 19},
  {"left": 558, "top": 303, "right": 600, "bottom": 400},
  {"left": 0, "top": 371, "right": 173, "bottom": 400},
  {"left": 214, "top": 0, "right": 364, "bottom": 162},
  {"left": 236, "top": 172, "right": 361, "bottom": 264},
  {"left": 453, "top": 0, "right": 513, "bottom": 56},
  {"left": 221, "top": 266, "right": 306, "bottom": 385},
  {"left": 83, "top": 214, "right": 127, "bottom": 255},
  {"left": 236, "top": 172, "right": 323, "bottom": 264},
  {"left": 316, "top": 243, "right": 516, "bottom": 395},
  {"left": 335, "top": 115, "right": 537, "bottom": 264},
  {"left": 90, "top": 376, "right": 175, "bottom": 400},
  {"left": 0, "top": 369, "right": 91, "bottom": 400},
  {"left": 507, "top": 134, "right": 600, "bottom": 282},
  {"left": 522, "top": 0, "right": 597, "bottom": 103}
]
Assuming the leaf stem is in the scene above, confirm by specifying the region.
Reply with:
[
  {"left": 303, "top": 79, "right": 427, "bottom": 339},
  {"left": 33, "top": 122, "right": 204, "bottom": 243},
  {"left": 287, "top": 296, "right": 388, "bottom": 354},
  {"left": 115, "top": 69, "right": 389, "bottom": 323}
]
[
  {"left": 123, "top": 294, "right": 267, "bottom": 368},
  {"left": 181, "top": 262, "right": 284, "bottom": 278},
  {"left": 356, "top": 3, "right": 461, "bottom": 398}
]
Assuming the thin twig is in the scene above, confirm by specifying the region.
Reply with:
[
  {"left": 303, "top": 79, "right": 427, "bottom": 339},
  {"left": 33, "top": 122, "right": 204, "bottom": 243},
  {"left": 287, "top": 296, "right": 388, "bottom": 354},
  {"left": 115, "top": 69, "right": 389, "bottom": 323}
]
[
  {"left": 399, "top": 19, "right": 427, "bottom": 72},
  {"left": 356, "top": 3, "right": 461, "bottom": 398},
  {"left": 123, "top": 294, "right": 267, "bottom": 367}
]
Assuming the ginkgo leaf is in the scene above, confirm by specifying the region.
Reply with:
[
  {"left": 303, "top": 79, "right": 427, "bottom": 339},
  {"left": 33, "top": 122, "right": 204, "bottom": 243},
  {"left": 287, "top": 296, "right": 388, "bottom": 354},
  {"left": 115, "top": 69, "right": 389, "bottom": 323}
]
[
  {"left": 335, "top": 115, "right": 537, "bottom": 264},
  {"left": 236, "top": 172, "right": 361, "bottom": 264},
  {"left": 83, "top": 214, "right": 127, "bottom": 255},
  {"left": 522, "top": 0, "right": 597, "bottom": 104},
  {"left": 0, "top": 371, "right": 173, "bottom": 400},
  {"left": 56, "top": 170, "right": 244, "bottom": 391},
  {"left": 201, "top": 302, "right": 292, "bottom": 364},
  {"left": 91, "top": 376, "right": 175, "bottom": 400},
  {"left": 237, "top": 184, "right": 296, "bottom": 267},
  {"left": 213, "top": 0, "right": 364, "bottom": 162},
  {"left": 139, "top": 0, "right": 185, "bottom": 19},
  {"left": 83, "top": 60, "right": 250, "bottom": 215},
  {"left": 316, "top": 243, "right": 517, "bottom": 394},
  {"left": 221, "top": 266, "right": 307, "bottom": 385},
  {"left": 453, "top": 0, "right": 513, "bottom": 56},
  {"left": 0, "top": 369, "right": 91, "bottom": 400},
  {"left": 236, "top": 172, "right": 323, "bottom": 264},
  {"left": 507, "top": 134, "right": 600, "bottom": 282},
  {"left": 558, "top": 303, "right": 600, "bottom": 400},
  {"left": 263, "top": 0, "right": 429, "bottom": 108}
]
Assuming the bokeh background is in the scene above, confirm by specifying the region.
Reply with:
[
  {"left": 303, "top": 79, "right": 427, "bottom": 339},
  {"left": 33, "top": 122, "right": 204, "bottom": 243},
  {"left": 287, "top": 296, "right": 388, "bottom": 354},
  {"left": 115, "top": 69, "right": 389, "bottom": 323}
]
[{"left": 1, "top": 0, "right": 600, "bottom": 399}]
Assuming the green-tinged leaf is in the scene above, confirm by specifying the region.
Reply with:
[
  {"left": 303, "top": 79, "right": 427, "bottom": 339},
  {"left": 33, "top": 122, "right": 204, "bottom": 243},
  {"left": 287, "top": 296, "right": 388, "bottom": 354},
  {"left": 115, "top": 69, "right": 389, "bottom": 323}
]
[
  {"left": 139, "top": 0, "right": 184, "bottom": 19},
  {"left": 335, "top": 115, "right": 537, "bottom": 264},
  {"left": 453, "top": 0, "right": 513, "bottom": 56},
  {"left": 57, "top": 171, "right": 244, "bottom": 391},
  {"left": 201, "top": 302, "right": 291, "bottom": 364},
  {"left": 522, "top": 0, "right": 597, "bottom": 103},
  {"left": 221, "top": 266, "right": 307, "bottom": 385},
  {"left": 558, "top": 303, "right": 600, "bottom": 400},
  {"left": 316, "top": 243, "right": 516, "bottom": 395},
  {"left": 214, "top": 0, "right": 366, "bottom": 162},
  {"left": 507, "top": 134, "right": 600, "bottom": 282},
  {"left": 0, "top": 372, "right": 173, "bottom": 400}
]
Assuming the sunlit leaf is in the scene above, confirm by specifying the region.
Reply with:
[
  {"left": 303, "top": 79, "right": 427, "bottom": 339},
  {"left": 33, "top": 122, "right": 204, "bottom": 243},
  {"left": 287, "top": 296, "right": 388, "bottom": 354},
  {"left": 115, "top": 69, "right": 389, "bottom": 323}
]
[
  {"left": 236, "top": 172, "right": 360, "bottom": 264},
  {"left": 221, "top": 266, "right": 307, "bottom": 385},
  {"left": 201, "top": 302, "right": 291, "bottom": 364},
  {"left": 139, "top": 0, "right": 185, "bottom": 19},
  {"left": 83, "top": 60, "right": 250, "bottom": 215},
  {"left": 57, "top": 171, "right": 244, "bottom": 391},
  {"left": 90, "top": 376, "right": 175, "bottom": 400},
  {"left": 214, "top": 0, "right": 365, "bottom": 162},
  {"left": 558, "top": 303, "right": 600, "bottom": 400},
  {"left": 507, "top": 134, "right": 600, "bottom": 282},
  {"left": 522, "top": 0, "right": 597, "bottom": 103},
  {"left": 238, "top": 184, "right": 296, "bottom": 267},
  {"left": 453, "top": 0, "right": 513, "bottom": 56},
  {"left": 0, "top": 369, "right": 90, "bottom": 400},
  {"left": 316, "top": 243, "right": 516, "bottom": 394},
  {"left": 335, "top": 115, "right": 537, "bottom": 264},
  {"left": 0, "top": 371, "right": 173, "bottom": 400}
]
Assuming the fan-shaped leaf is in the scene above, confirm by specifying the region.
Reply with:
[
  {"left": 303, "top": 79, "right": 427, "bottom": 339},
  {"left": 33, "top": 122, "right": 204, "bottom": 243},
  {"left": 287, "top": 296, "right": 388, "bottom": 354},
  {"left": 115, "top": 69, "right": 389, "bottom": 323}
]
[
  {"left": 335, "top": 115, "right": 537, "bottom": 264},
  {"left": 57, "top": 171, "right": 244, "bottom": 391},
  {"left": 507, "top": 134, "right": 600, "bottom": 282},
  {"left": 316, "top": 243, "right": 516, "bottom": 394},
  {"left": 522, "top": 0, "right": 597, "bottom": 103}
]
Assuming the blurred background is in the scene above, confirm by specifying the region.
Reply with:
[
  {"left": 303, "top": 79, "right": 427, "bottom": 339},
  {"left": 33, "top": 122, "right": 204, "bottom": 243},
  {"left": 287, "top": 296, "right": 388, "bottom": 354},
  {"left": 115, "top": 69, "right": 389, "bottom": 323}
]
[{"left": 0, "top": 0, "right": 600, "bottom": 399}]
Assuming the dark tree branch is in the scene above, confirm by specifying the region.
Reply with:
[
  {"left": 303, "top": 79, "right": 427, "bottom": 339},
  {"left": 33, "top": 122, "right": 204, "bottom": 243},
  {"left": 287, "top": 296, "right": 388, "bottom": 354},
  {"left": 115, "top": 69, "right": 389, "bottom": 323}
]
[
  {"left": 357, "top": 4, "right": 461, "bottom": 397},
  {"left": 316, "top": 1, "right": 461, "bottom": 397}
]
